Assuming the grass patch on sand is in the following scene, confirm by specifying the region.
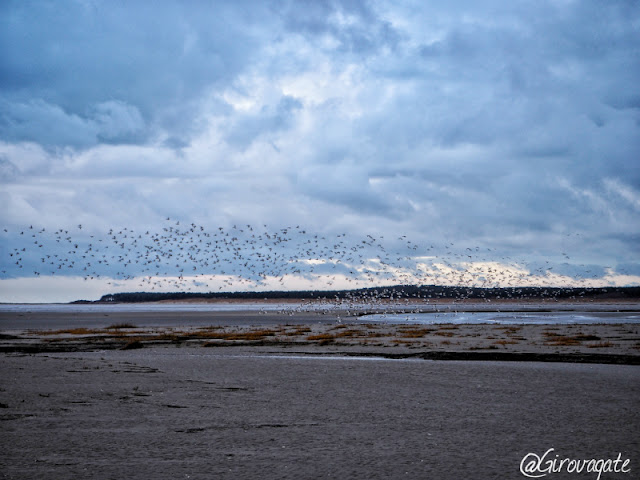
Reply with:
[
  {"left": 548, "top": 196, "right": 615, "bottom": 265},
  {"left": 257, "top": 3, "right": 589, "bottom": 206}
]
[
  {"left": 334, "top": 328, "right": 365, "bottom": 338},
  {"left": 397, "top": 327, "right": 434, "bottom": 338},
  {"left": 330, "top": 324, "right": 349, "bottom": 330},
  {"left": 367, "top": 332, "right": 387, "bottom": 338},
  {"left": 575, "top": 334, "right": 601, "bottom": 341},
  {"left": 204, "top": 329, "right": 279, "bottom": 341},
  {"left": 283, "top": 326, "right": 312, "bottom": 336},
  {"left": 33, "top": 327, "right": 105, "bottom": 336},
  {"left": 542, "top": 331, "right": 605, "bottom": 346},
  {"left": 544, "top": 336, "right": 582, "bottom": 346},
  {"left": 306, "top": 333, "right": 336, "bottom": 345},
  {"left": 434, "top": 331, "right": 455, "bottom": 337},
  {"left": 392, "top": 339, "right": 418, "bottom": 345},
  {"left": 495, "top": 326, "right": 523, "bottom": 336},
  {"left": 307, "top": 333, "right": 334, "bottom": 341},
  {"left": 105, "top": 323, "right": 139, "bottom": 330}
]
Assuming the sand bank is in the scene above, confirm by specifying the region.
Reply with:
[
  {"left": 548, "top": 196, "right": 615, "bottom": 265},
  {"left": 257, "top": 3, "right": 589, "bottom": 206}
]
[{"left": 1, "top": 316, "right": 638, "bottom": 364}]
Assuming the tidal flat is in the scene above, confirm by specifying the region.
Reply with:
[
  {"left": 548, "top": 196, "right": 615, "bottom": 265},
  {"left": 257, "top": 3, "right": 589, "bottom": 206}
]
[{"left": 1, "top": 302, "right": 639, "bottom": 479}]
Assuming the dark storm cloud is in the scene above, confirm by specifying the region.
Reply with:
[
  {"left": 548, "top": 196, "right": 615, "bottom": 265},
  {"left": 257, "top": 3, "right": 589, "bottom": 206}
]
[
  {"left": 0, "top": 0, "right": 267, "bottom": 148},
  {"left": 280, "top": 0, "right": 400, "bottom": 54}
]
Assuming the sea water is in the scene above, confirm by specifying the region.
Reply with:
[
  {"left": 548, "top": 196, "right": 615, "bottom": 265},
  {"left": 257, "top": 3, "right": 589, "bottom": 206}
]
[
  {"left": 361, "top": 311, "right": 640, "bottom": 325},
  {"left": 1, "top": 303, "right": 639, "bottom": 328}
]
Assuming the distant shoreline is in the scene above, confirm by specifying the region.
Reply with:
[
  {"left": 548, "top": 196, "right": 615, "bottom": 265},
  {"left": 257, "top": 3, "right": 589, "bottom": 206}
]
[{"left": 80, "top": 285, "right": 640, "bottom": 305}]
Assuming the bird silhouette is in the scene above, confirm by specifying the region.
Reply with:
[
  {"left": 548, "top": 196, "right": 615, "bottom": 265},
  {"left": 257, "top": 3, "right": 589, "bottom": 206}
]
[{"left": 0, "top": 218, "right": 602, "bottom": 308}]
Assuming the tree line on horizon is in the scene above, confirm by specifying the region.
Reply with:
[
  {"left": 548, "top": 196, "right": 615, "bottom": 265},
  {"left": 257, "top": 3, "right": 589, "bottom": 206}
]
[{"left": 76, "top": 285, "right": 640, "bottom": 304}]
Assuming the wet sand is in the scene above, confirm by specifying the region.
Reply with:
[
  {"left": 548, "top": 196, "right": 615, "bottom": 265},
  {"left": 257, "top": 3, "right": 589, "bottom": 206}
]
[
  {"left": 1, "top": 302, "right": 639, "bottom": 479},
  {"left": 1, "top": 349, "right": 638, "bottom": 479}
]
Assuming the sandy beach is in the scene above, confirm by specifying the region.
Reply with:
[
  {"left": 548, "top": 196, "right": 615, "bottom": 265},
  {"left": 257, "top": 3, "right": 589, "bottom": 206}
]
[{"left": 1, "top": 302, "right": 639, "bottom": 479}]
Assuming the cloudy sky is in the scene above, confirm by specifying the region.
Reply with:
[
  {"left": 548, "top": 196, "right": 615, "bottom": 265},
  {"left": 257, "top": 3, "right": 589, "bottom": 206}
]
[{"left": 1, "top": 0, "right": 639, "bottom": 302}]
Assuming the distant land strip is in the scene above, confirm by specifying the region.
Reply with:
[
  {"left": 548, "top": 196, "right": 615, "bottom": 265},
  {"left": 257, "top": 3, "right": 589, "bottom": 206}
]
[{"left": 78, "top": 285, "right": 640, "bottom": 304}]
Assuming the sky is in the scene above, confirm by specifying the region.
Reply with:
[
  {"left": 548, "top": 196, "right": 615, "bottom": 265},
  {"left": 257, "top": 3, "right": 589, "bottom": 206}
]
[{"left": 1, "top": 0, "right": 639, "bottom": 303}]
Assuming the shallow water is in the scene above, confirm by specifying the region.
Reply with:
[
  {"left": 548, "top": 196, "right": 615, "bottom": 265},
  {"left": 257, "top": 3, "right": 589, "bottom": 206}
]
[
  {"left": 1, "top": 303, "right": 639, "bottom": 326},
  {"left": 0, "top": 302, "right": 299, "bottom": 313},
  {"left": 361, "top": 311, "right": 640, "bottom": 325}
]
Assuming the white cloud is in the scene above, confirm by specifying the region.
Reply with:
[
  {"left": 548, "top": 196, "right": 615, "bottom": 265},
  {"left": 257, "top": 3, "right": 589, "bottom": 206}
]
[{"left": 605, "top": 178, "right": 640, "bottom": 211}]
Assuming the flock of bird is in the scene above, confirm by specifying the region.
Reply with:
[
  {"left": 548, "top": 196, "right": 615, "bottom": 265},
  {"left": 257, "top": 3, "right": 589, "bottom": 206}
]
[{"left": 1, "top": 218, "right": 594, "bottom": 301}]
